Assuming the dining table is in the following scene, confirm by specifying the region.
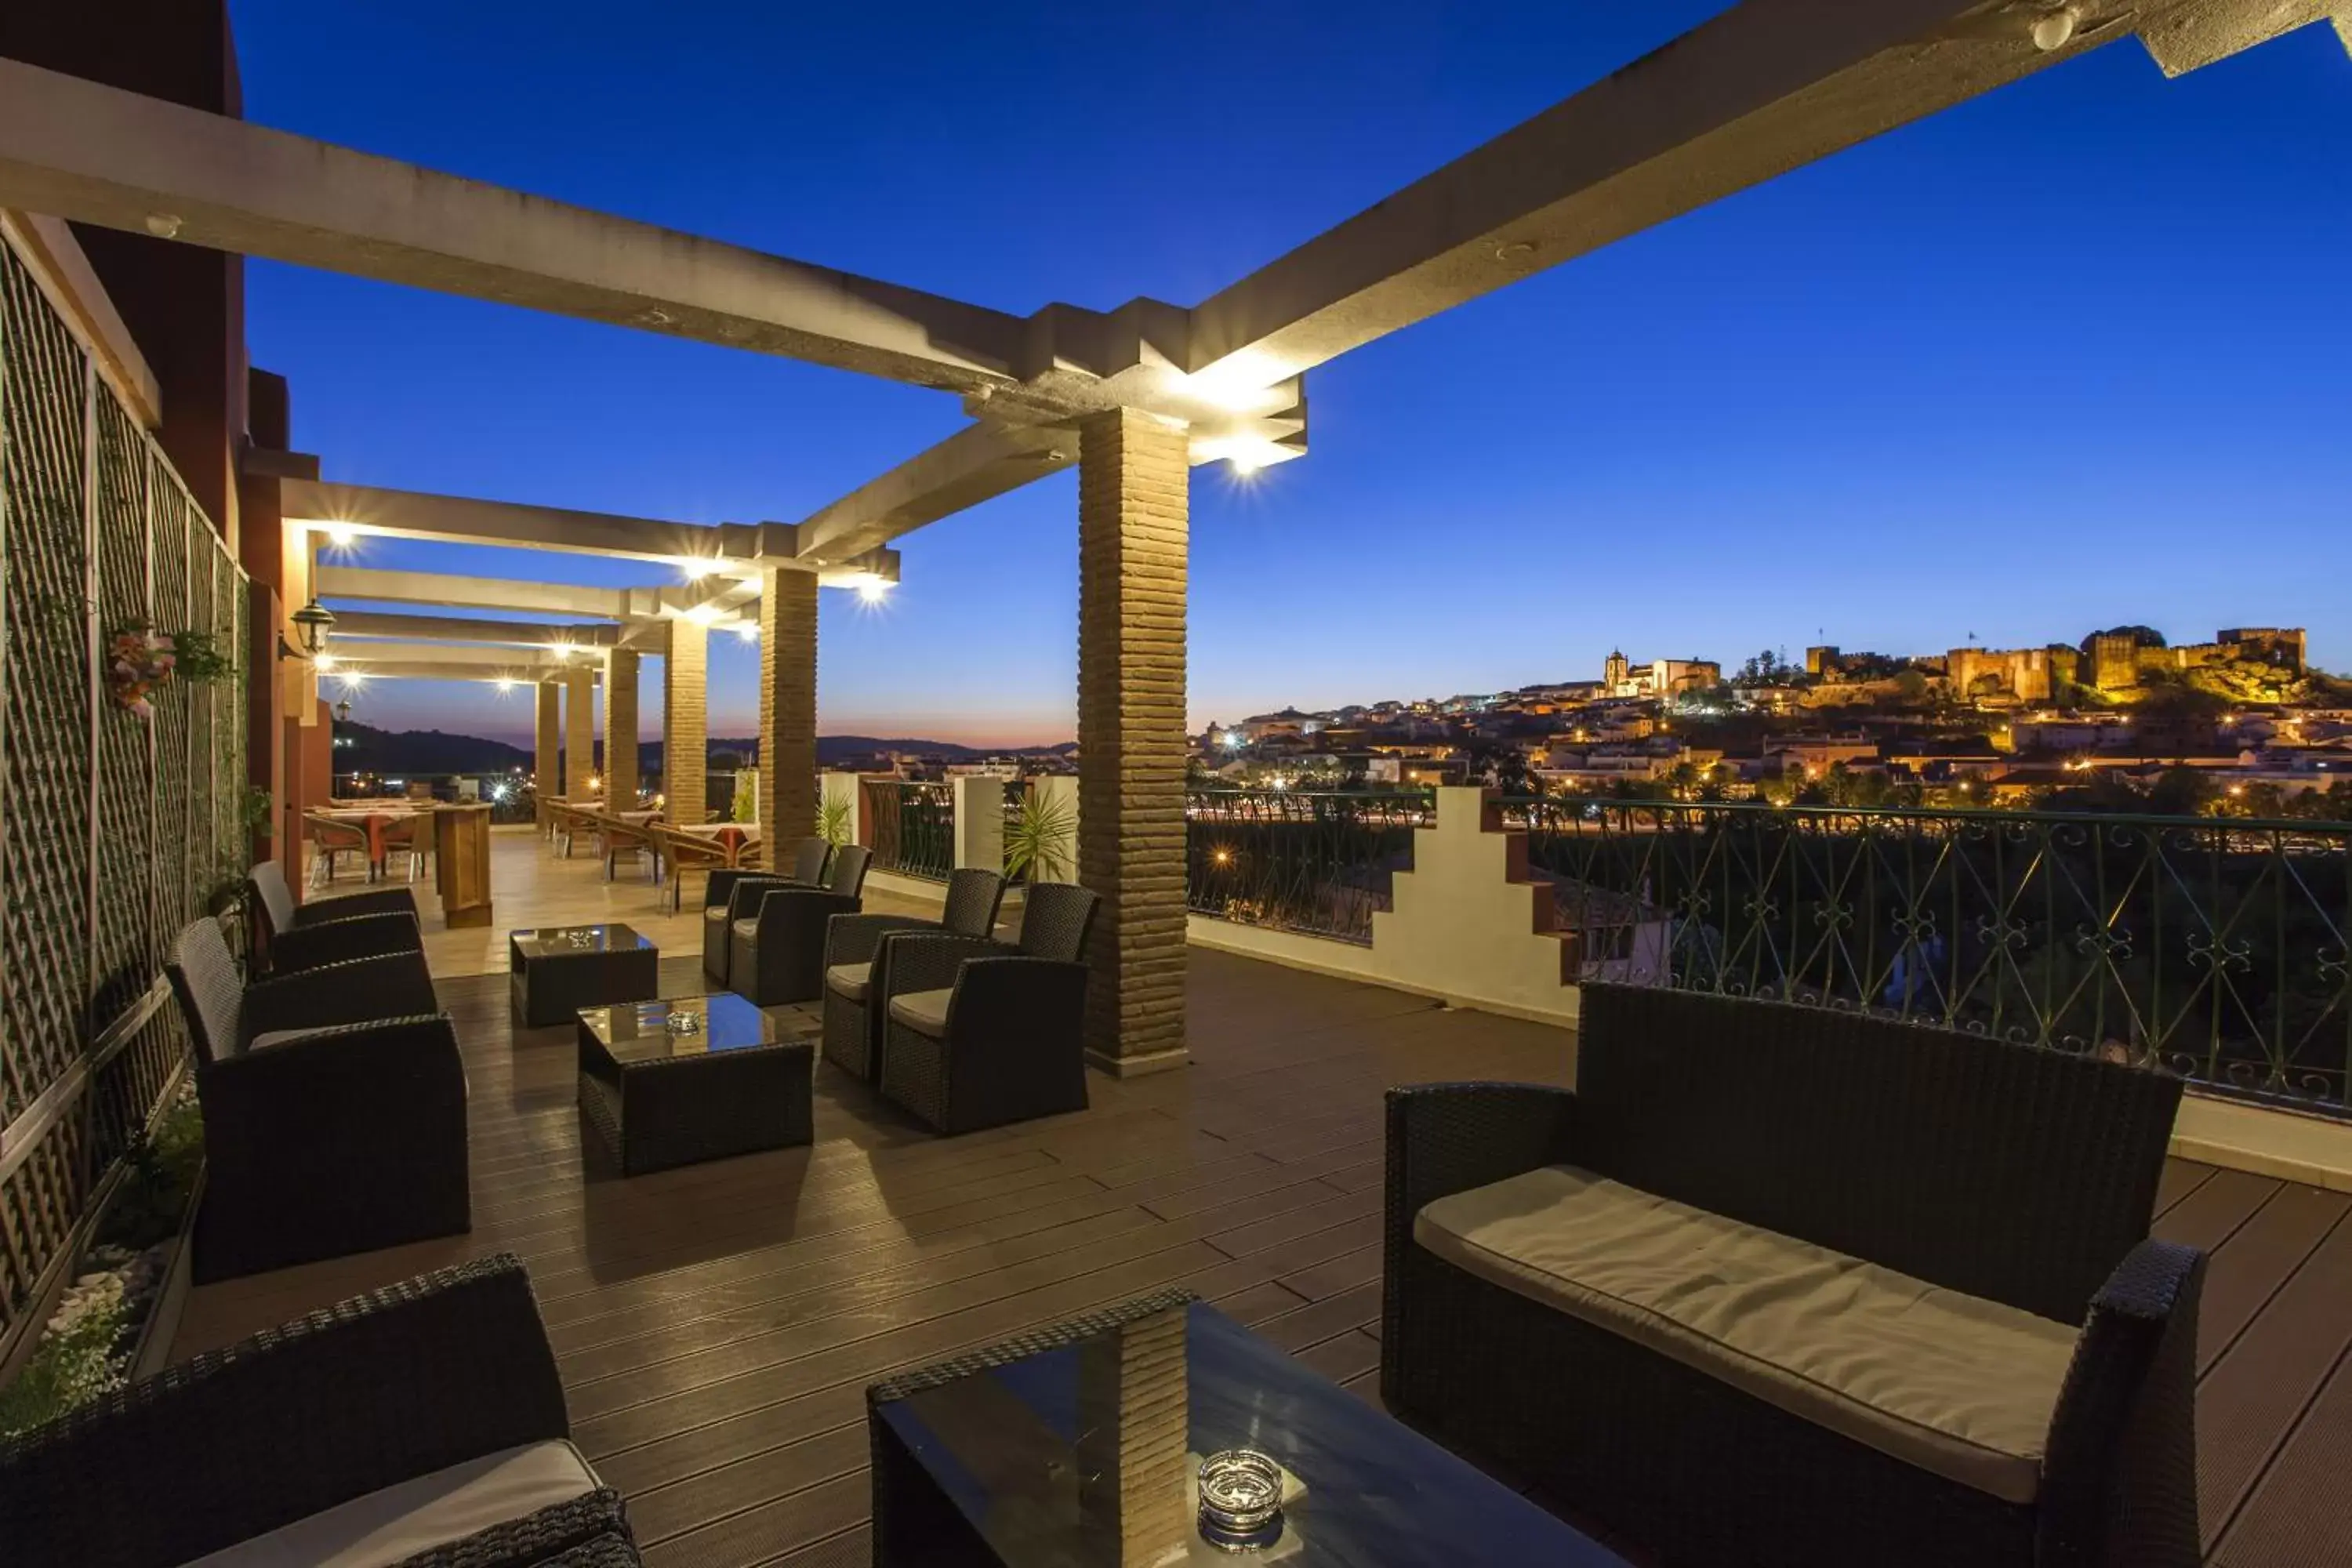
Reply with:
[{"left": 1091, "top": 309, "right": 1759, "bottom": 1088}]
[
  {"left": 315, "top": 804, "right": 431, "bottom": 880},
  {"left": 671, "top": 821, "right": 763, "bottom": 869}
]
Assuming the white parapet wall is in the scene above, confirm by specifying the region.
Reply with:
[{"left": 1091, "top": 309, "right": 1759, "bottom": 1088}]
[
  {"left": 1191, "top": 786, "right": 1581, "bottom": 1029},
  {"left": 1372, "top": 786, "right": 1580, "bottom": 1025},
  {"left": 952, "top": 774, "right": 1007, "bottom": 875},
  {"left": 818, "top": 771, "right": 862, "bottom": 846},
  {"left": 1031, "top": 775, "right": 1080, "bottom": 883}
]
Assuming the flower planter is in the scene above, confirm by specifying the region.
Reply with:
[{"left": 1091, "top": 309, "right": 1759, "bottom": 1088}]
[{"left": 0, "top": 1083, "right": 204, "bottom": 1438}]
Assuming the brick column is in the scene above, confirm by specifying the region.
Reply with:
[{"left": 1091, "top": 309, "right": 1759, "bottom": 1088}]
[
  {"left": 664, "top": 619, "right": 708, "bottom": 826},
  {"left": 564, "top": 665, "right": 596, "bottom": 799},
  {"left": 534, "top": 681, "right": 561, "bottom": 821},
  {"left": 1076, "top": 1307, "right": 1189, "bottom": 1560},
  {"left": 1076, "top": 408, "right": 1189, "bottom": 1076},
  {"left": 604, "top": 648, "right": 640, "bottom": 808},
  {"left": 757, "top": 568, "right": 818, "bottom": 840}
]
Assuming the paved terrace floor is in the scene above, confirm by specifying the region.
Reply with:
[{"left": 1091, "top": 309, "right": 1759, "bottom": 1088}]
[{"left": 175, "top": 832, "right": 2352, "bottom": 1566}]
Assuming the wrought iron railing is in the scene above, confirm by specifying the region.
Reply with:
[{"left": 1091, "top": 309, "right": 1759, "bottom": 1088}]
[
  {"left": 1494, "top": 797, "right": 2352, "bottom": 1116},
  {"left": 1186, "top": 788, "right": 1432, "bottom": 943},
  {"left": 866, "top": 779, "right": 955, "bottom": 880}
]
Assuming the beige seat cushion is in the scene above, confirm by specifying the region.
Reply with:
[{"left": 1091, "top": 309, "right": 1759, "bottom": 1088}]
[
  {"left": 732, "top": 918, "right": 760, "bottom": 940},
  {"left": 1414, "top": 1167, "right": 2078, "bottom": 1505},
  {"left": 887, "top": 987, "right": 954, "bottom": 1038},
  {"left": 703, "top": 904, "right": 728, "bottom": 922},
  {"left": 184, "top": 1439, "right": 597, "bottom": 1567},
  {"left": 826, "top": 962, "right": 872, "bottom": 1002}
]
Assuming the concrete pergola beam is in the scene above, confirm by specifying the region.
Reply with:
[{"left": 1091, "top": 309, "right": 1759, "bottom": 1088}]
[
  {"left": 317, "top": 565, "right": 631, "bottom": 621},
  {"left": 313, "top": 564, "right": 807, "bottom": 626},
  {"left": 285, "top": 478, "right": 898, "bottom": 585},
  {"left": 1182, "top": 0, "right": 2348, "bottom": 383},
  {"left": 0, "top": 56, "right": 1308, "bottom": 448},
  {"left": 793, "top": 421, "right": 1073, "bottom": 566},
  {"left": 321, "top": 660, "right": 597, "bottom": 684},
  {"left": 327, "top": 610, "right": 618, "bottom": 648},
  {"left": 0, "top": 57, "right": 1033, "bottom": 395},
  {"left": 289, "top": 479, "right": 753, "bottom": 565},
  {"left": 786, "top": 0, "right": 2346, "bottom": 564},
  {"left": 324, "top": 639, "right": 593, "bottom": 673}
]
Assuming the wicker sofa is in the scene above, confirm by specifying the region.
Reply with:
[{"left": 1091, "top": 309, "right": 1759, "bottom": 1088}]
[
  {"left": 0, "top": 1256, "right": 640, "bottom": 1567},
  {"left": 1382, "top": 983, "right": 2202, "bottom": 1568},
  {"left": 165, "top": 916, "right": 470, "bottom": 1282},
  {"left": 820, "top": 868, "right": 1007, "bottom": 1084}
]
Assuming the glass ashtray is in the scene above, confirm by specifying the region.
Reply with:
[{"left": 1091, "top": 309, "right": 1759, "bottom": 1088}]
[
  {"left": 1197, "top": 1447, "right": 1285, "bottom": 1552},
  {"left": 664, "top": 1010, "right": 704, "bottom": 1034}
]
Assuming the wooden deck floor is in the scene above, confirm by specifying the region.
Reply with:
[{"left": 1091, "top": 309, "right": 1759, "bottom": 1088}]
[{"left": 178, "top": 842, "right": 2352, "bottom": 1566}]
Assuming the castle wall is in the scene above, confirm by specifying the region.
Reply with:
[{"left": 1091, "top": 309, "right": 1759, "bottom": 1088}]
[{"left": 1947, "top": 645, "right": 2055, "bottom": 702}]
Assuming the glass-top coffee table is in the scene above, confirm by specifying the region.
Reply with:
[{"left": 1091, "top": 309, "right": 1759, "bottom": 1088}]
[
  {"left": 867, "top": 1289, "right": 1627, "bottom": 1566},
  {"left": 576, "top": 992, "right": 817, "bottom": 1175},
  {"left": 510, "top": 924, "right": 660, "bottom": 1028}
]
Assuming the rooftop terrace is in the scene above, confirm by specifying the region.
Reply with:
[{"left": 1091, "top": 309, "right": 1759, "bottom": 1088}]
[{"left": 156, "top": 834, "right": 2352, "bottom": 1568}]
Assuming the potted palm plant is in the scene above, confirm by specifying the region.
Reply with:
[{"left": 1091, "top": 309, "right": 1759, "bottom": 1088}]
[{"left": 1003, "top": 786, "right": 1076, "bottom": 885}]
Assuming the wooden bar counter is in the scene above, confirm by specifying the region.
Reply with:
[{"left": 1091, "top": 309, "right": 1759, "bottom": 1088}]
[{"left": 433, "top": 803, "right": 495, "bottom": 928}]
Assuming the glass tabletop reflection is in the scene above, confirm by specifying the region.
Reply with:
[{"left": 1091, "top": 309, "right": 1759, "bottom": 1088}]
[
  {"left": 579, "top": 992, "right": 802, "bottom": 1062},
  {"left": 510, "top": 923, "right": 655, "bottom": 960},
  {"left": 875, "top": 1299, "right": 1625, "bottom": 1566}
]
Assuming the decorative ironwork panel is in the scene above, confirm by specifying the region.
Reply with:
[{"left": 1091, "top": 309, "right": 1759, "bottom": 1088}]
[
  {"left": 1504, "top": 800, "right": 2352, "bottom": 1118},
  {"left": 91, "top": 394, "right": 153, "bottom": 1025},
  {"left": 1185, "top": 789, "right": 1430, "bottom": 944},
  {"left": 0, "top": 245, "right": 93, "bottom": 1123},
  {"left": 866, "top": 780, "right": 954, "bottom": 880}
]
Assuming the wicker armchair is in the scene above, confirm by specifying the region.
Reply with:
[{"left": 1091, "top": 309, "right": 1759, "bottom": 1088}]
[
  {"left": 699, "top": 837, "right": 832, "bottom": 982},
  {"left": 821, "top": 869, "right": 1007, "bottom": 1084},
  {"left": 874, "top": 882, "right": 1098, "bottom": 1134},
  {"left": 247, "top": 858, "right": 424, "bottom": 975},
  {"left": 1381, "top": 984, "right": 2201, "bottom": 1568},
  {"left": 0, "top": 1256, "right": 641, "bottom": 1568},
  {"left": 726, "top": 845, "right": 873, "bottom": 1005},
  {"left": 165, "top": 917, "right": 470, "bottom": 1282}
]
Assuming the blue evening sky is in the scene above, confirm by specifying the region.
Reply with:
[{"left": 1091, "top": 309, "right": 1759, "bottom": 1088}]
[{"left": 230, "top": 2, "right": 2352, "bottom": 748}]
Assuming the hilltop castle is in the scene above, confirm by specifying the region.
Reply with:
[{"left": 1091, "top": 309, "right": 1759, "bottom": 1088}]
[{"left": 1806, "top": 628, "right": 2305, "bottom": 703}]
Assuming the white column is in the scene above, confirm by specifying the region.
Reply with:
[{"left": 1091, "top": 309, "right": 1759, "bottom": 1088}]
[
  {"left": 817, "top": 770, "right": 863, "bottom": 851},
  {"left": 953, "top": 775, "right": 1006, "bottom": 875}
]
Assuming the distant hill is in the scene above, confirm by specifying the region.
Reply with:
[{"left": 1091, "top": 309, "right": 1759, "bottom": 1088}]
[
  {"left": 661, "top": 736, "right": 1076, "bottom": 766},
  {"left": 341, "top": 723, "right": 1074, "bottom": 775},
  {"left": 336, "top": 721, "right": 532, "bottom": 775},
  {"left": 813, "top": 735, "right": 1076, "bottom": 763}
]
